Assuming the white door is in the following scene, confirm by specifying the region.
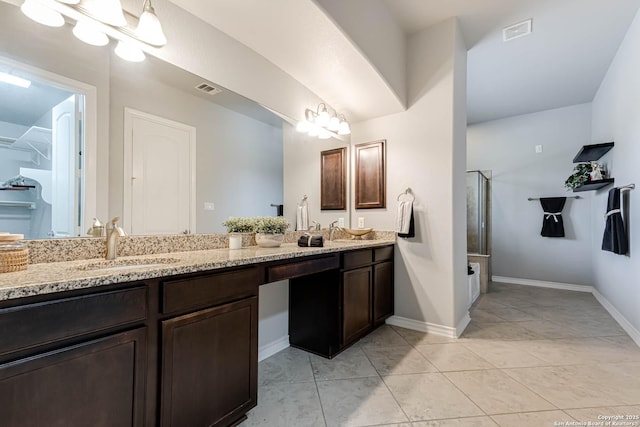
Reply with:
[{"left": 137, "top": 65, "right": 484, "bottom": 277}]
[
  {"left": 51, "top": 95, "right": 80, "bottom": 237},
  {"left": 124, "top": 109, "right": 196, "bottom": 235}
]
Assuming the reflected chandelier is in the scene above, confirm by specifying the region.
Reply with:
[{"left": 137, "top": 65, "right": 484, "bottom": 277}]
[
  {"left": 296, "top": 103, "right": 351, "bottom": 139},
  {"left": 20, "top": 0, "right": 167, "bottom": 63}
]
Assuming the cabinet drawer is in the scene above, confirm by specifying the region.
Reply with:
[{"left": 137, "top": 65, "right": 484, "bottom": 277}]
[
  {"left": 342, "top": 249, "right": 373, "bottom": 270},
  {"left": 374, "top": 246, "right": 394, "bottom": 262},
  {"left": 162, "top": 267, "right": 258, "bottom": 314},
  {"left": 0, "top": 287, "right": 147, "bottom": 357},
  {"left": 267, "top": 255, "right": 339, "bottom": 283}
]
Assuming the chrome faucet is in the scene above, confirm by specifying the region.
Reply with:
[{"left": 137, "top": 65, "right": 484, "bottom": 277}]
[
  {"left": 309, "top": 221, "right": 321, "bottom": 231},
  {"left": 105, "top": 217, "right": 121, "bottom": 260},
  {"left": 329, "top": 220, "right": 339, "bottom": 241}
]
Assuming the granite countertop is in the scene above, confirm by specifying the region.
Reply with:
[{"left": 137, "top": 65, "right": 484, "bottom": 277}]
[{"left": 0, "top": 239, "right": 394, "bottom": 302}]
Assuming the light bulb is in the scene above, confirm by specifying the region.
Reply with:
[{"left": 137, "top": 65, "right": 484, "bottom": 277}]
[
  {"left": 135, "top": 1, "right": 167, "bottom": 46},
  {"left": 317, "top": 105, "right": 329, "bottom": 127},
  {"left": 318, "top": 128, "right": 331, "bottom": 139},
  {"left": 308, "top": 124, "right": 320, "bottom": 137},
  {"left": 21, "top": 0, "right": 65, "bottom": 27},
  {"left": 73, "top": 21, "right": 109, "bottom": 46},
  {"left": 296, "top": 120, "right": 311, "bottom": 133},
  {"left": 327, "top": 116, "right": 340, "bottom": 132},
  {"left": 115, "top": 41, "right": 145, "bottom": 62},
  {"left": 338, "top": 120, "right": 351, "bottom": 135}
]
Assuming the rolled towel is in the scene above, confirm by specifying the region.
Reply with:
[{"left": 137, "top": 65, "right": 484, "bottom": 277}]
[{"left": 298, "top": 233, "right": 324, "bottom": 247}]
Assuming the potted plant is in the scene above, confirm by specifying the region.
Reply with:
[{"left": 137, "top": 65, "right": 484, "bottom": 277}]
[
  {"left": 222, "top": 217, "right": 255, "bottom": 249},
  {"left": 254, "top": 216, "right": 289, "bottom": 248},
  {"left": 564, "top": 163, "right": 592, "bottom": 190}
]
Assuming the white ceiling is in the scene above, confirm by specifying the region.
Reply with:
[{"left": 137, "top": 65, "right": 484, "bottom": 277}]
[{"left": 168, "top": 0, "right": 640, "bottom": 124}]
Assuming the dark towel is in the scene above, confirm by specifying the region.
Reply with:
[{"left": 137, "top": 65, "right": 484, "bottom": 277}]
[
  {"left": 398, "top": 204, "right": 415, "bottom": 238},
  {"left": 602, "top": 188, "right": 628, "bottom": 255},
  {"left": 540, "top": 197, "right": 566, "bottom": 237},
  {"left": 298, "top": 234, "right": 324, "bottom": 247}
]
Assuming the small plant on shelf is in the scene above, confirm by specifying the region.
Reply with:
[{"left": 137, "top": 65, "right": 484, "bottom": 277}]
[
  {"left": 564, "top": 162, "right": 605, "bottom": 190},
  {"left": 253, "top": 216, "right": 289, "bottom": 234},
  {"left": 222, "top": 217, "right": 256, "bottom": 233}
]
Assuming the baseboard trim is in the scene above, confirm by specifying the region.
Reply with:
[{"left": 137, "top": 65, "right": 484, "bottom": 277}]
[
  {"left": 386, "top": 316, "right": 460, "bottom": 338},
  {"left": 492, "top": 276, "right": 593, "bottom": 293},
  {"left": 258, "top": 335, "right": 289, "bottom": 362},
  {"left": 592, "top": 289, "right": 640, "bottom": 347},
  {"left": 492, "top": 275, "right": 639, "bottom": 347}
]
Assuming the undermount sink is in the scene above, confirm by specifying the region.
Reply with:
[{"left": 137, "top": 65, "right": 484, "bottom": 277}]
[{"left": 75, "top": 257, "right": 179, "bottom": 272}]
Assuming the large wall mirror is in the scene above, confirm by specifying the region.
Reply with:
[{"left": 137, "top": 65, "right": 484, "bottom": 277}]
[{"left": 0, "top": 0, "right": 334, "bottom": 239}]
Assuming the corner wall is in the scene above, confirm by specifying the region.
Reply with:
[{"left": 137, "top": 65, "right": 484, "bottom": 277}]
[
  {"left": 467, "top": 104, "right": 594, "bottom": 286},
  {"left": 350, "top": 18, "right": 468, "bottom": 332},
  {"left": 590, "top": 8, "right": 640, "bottom": 339}
]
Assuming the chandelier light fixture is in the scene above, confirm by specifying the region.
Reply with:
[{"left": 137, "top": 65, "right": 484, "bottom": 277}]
[
  {"left": 20, "top": 0, "right": 168, "bottom": 63},
  {"left": 296, "top": 103, "right": 351, "bottom": 140}
]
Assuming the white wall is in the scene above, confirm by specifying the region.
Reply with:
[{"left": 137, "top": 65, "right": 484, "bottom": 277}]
[
  {"left": 590, "top": 8, "right": 640, "bottom": 338},
  {"left": 109, "top": 58, "right": 283, "bottom": 233},
  {"left": 349, "top": 18, "right": 468, "bottom": 332},
  {"left": 314, "top": 0, "right": 406, "bottom": 108},
  {"left": 467, "top": 104, "right": 594, "bottom": 286}
]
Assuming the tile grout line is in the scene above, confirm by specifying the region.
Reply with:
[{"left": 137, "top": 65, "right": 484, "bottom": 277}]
[
  {"left": 309, "top": 352, "right": 330, "bottom": 427},
  {"left": 359, "top": 329, "right": 413, "bottom": 425}
]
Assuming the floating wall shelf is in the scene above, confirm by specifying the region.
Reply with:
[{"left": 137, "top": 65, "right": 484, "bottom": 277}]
[
  {"left": 573, "top": 142, "right": 614, "bottom": 163},
  {"left": 573, "top": 178, "right": 615, "bottom": 192},
  {"left": 571, "top": 142, "right": 615, "bottom": 192}
]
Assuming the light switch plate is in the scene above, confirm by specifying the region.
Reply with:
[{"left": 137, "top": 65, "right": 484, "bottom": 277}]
[
  {"left": 338, "top": 218, "right": 345, "bottom": 227},
  {"left": 358, "top": 217, "right": 365, "bottom": 228},
  {"left": 535, "top": 144, "right": 543, "bottom": 154},
  {"left": 204, "top": 202, "right": 215, "bottom": 211}
]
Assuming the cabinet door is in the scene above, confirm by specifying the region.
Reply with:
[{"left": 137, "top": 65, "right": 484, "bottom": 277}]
[
  {"left": 161, "top": 297, "right": 258, "bottom": 427},
  {"left": 0, "top": 328, "right": 147, "bottom": 427},
  {"left": 373, "top": 261, "right": 394, "bottom": 325},
  {"left": 342, "top": 267, "right": 372, "bottom": 346}
]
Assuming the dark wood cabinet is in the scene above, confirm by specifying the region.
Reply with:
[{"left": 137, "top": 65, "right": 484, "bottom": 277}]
[
  {"left": 0, "top": 327, "right": 147, "bottom": 427},
  {"left": 289, "top": 245, "right": 394, "bottom": 358},
  {"left": 0, "top": 245, "right": 391, "bottom": 425},
  {"left": 373, "top": 261, "right": 394, "bottom": 325},
  {"left": 161, "top": 297, "right": 258, "bottom": 427},
  {"left": 342, "top": 267, "right": 372, "bottom": 346}
]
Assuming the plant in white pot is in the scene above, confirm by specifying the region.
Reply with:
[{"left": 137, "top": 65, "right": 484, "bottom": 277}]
[
  {"left": 254, "top": 216, "right": 289, "bottom": 248},
  {"left": 222, "top": 217, "right": 255, "bottom": 249}
]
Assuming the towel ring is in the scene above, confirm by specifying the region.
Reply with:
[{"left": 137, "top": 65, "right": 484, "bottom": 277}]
[{"left": 397, "top": 188, "right": 415, "bottom": 202}]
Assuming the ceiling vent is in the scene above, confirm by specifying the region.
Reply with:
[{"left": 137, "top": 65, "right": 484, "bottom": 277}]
[
  {"left": 195, "top": 83, "right": 222, "bottom": 96},
  {"left": 503, "top": 19, "right": 533, "bottom": 42}
]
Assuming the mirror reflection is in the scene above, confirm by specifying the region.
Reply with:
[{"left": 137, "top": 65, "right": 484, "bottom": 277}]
[{"left": 0, "top": 0, "right": 289, "bottom": 238}]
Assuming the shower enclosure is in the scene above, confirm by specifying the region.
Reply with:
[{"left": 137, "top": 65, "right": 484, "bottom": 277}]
[{"left": 466, "top": 170, "right": 489, "bottom": 255}]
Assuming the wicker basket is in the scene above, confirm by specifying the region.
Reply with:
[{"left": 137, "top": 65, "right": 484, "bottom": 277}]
[{"left": 0, "top": 248, "right": 29, "bottom": 273}]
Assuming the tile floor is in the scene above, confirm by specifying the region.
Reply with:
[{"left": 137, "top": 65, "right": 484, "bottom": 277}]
[{"left": 241, "top": 283, "right": 640, "bottom": 427}]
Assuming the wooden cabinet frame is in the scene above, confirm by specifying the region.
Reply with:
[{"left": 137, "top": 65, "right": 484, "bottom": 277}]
[
  {"left": 320, "top": 147, "right": 347, "bottom": 210},
  {"left": 354, "top": 140, "right": 386, "bottom": 209}
]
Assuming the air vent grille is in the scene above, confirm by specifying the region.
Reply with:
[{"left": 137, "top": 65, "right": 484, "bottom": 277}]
[
  {"left": 195, "top": 83, "right": 222, "bottom": 96},
  {"left": 503, "top": 19, "right": 533, "bottom": 42}
]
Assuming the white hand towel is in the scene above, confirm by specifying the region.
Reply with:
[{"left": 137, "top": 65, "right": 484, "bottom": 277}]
[
  {"left": 396, "top": 200, "right": 413, "bottom": 234},
  {"left": 296, "top": 204, "right": 309, "bottom": 231}
]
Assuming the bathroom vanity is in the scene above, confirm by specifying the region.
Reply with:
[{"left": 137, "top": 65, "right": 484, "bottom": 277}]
[{"left": 0, "top": 239, "right": 394, "bottom": 427}]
